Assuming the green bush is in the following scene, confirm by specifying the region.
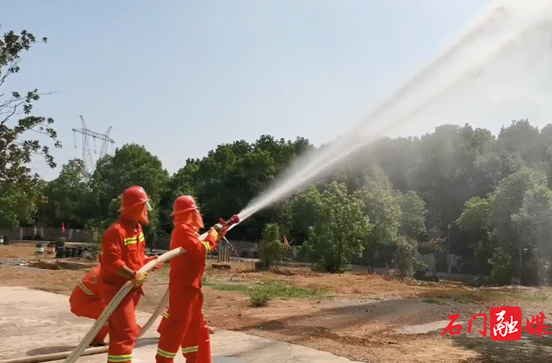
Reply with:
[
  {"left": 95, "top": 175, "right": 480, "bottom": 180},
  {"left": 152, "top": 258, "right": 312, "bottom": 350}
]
[
  {"left": 248, "top": 289, "right": 271, "bottom": 307},
  {"left": 415, "top": 260, "right": 428, "bottom": 272},
  {"left": 258, "top": 223, "right": 287, "bottom": 270},
  {"left": 489, "top": 247, "right": 512, "bottom": 286},
  {"left": 392, "top": 236, "right": 418, "bottom": 279}
]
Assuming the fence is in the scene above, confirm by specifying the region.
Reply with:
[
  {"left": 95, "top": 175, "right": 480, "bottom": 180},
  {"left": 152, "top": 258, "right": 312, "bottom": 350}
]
[{"left": 0, "top": 227, "right": 94, "bottom": 243}]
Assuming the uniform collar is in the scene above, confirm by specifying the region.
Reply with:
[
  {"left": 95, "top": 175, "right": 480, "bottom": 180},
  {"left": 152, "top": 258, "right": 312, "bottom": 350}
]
[{"left": 118, "top": 216, "right": 140, "bottom": 232}]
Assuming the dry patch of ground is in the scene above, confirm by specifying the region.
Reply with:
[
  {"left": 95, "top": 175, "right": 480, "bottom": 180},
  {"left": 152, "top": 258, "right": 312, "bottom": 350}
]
[{"left": 1, "top": 245, "right": 552, "bottom": 362}]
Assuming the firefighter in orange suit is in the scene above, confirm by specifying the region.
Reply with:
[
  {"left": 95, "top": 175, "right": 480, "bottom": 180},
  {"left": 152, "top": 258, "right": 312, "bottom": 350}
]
[
  {"left": 69, "top": 265, "right": 109, "bottom": 346},
  {"left": 100, "top": 185, "right": 163, "bottom": 363},
  {"left": 69, "top": 266, "right": 148, "bottom": 347},
  {"left": 155, "top": 195, "right": 227, "bottom": 363}
]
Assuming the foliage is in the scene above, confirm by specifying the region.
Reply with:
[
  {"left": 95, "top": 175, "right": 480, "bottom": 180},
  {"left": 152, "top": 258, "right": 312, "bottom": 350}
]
[
  {"left": 0, "top": 30, "right": 61, "bottom": 185},
  {"left": 418, "top": 227, "right": 445, "bottom": 255},
  {"left": 392, "top": 236, "right": 418, "bottom": 279},
  {"left": 258, "top": 223, "right": 287, "bottom": 270},
  {"left": 398, "top": 191, "right": 427, "bottom": 240},
  {"left": 489, "top": 247, "right": 512, "bottom": 286},
  {"left": 40, "top": 159, "right": 90, "bottom": 227},
  {"left": 354, "top": 180, "right": 402, "bottom": 247},
  {"left": 248, "top": 289, "right": 271, "bottom": 307},
  {"left": 299, "top": 182, "right": 371, "bottom": 273},
  {"left": 0, "top": 180, "right": 45, "bottom": 229},
  {"left": 415, "top": 260, "right": 428, "bottom": 272}
]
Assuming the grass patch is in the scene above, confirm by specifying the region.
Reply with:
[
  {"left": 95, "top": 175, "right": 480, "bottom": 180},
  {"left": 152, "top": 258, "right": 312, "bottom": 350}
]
[
  {"left": 507, "top": 290, "right": 550, "bottom": 303},
  {"left": 204, "top": 277, "right": 329, "bottom": 306},
  {"left": 249, "top": 289, "right": 271, "bottom": 307},
  {"left": 418, "top": 288, "right": 493, "bottom": 303}
]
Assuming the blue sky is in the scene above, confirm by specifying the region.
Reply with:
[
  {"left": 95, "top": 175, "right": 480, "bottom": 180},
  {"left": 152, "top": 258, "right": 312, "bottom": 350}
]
[{"left": 3, "top": 0, "right": 508, "bottom": 179}]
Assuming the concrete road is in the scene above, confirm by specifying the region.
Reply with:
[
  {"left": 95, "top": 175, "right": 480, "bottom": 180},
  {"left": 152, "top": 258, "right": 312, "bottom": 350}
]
[{"left": 0, "top": 287, "right": 361, "bottom": 363}]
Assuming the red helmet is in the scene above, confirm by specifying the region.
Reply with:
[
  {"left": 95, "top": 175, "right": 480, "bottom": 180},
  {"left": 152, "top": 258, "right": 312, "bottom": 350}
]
[
  {"left": 171, "top": 195, "right": 198, "bottom": 216},
  {"left": 119, "top": 186, "right": 151, "bottom": 212}
]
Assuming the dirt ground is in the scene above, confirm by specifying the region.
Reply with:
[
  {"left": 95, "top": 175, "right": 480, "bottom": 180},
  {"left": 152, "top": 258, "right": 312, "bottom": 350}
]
[{"left": 1, "top": 245, "right": 552, "bottom": 363}]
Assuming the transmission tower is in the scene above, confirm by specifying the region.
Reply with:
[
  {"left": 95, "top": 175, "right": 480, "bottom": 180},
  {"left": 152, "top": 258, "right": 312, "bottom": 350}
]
[{"left": 72, "top": 115, "right": 115, "bottom": 177}]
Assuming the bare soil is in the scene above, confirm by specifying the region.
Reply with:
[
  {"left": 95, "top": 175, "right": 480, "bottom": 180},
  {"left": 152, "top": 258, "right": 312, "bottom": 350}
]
[{"left": 1, "top": 245, "right": 551, "bottom": 363}]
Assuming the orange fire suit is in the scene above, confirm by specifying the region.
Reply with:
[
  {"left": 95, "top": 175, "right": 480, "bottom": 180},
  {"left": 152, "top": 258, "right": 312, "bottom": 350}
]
[
  {"left": 100, "top": 218, "right": 147, "bottom": 363},
  {"left": 156, "top": 225, "right": 216, "bottom": 363},
  {"left": 69, "top": 266, "right": 109, "bottom": 345}
]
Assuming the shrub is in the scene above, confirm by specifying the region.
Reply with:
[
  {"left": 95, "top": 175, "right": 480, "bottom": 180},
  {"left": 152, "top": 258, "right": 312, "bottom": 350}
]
[
  {"left": 489, "top": 247, "right": 512, "bottom": 286},
  {"left": 258, "top": 223, "right": 287, "bottom": 270},
  {"left": 248, "top": 289, "right": 271, "bottom": 307},
  {"left": 392, "top": 236, "right": 418, "bottom": 279}
]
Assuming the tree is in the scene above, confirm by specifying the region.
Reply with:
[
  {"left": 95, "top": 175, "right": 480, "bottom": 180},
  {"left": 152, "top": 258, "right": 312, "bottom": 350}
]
[
  {"left": 355, "top": 181, "right": 402, "bottom": 247},
  {"left": 300, "top": 182, "right": 371, "bottom": 273},
  {"left": 489, "top": 167, "right": 547, "bottom": 253},
  {"left": 512, "top": 185, "right": 552, "bottom": 284},
  {"left": 398, "top": 191, "right": 427, "bottom": 241},
  {"left": 0, "top": 30, "right": 61, "bottom": 185},
  {"left": 40, "top": 159, "right": 91, "bottom": 227},
  {"left": 392, "top": 236, "right": 418, "bottom": 279},
  {"left": 289, "top": 186, "right": 324, "bottom": 244},
  {"left": 90, "top": 143, "right": 169, "bottom": 227},
  {"left": 456, "top": 196, "right": 493, "bottom": 274},
  {"left": 0, "top": 179, "right": 45, "bottom": 229},
  {"left": 258, "top": 223, "right": 287, "bottom": 270}
]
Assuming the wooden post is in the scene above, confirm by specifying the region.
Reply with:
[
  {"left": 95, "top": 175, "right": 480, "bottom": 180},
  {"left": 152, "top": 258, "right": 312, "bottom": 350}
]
[{"left": 217, "top": 246, "right": 231, "bottom": 262}]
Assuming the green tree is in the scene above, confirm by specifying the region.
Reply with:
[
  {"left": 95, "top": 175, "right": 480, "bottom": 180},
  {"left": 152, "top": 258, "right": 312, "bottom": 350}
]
[
  {"left": 40, "top": 159, "right": 90, "bottom": 227},
  {"left": 300, "top": 182, "right": 371, "bottom": 273},
  {"left": 0, "top": 180, "right": 45, "bottom": 229},
  {"left": 91, "top": 143, "right": 169, "bottom": 227},
  {"left": 489, "top": 247, "right": 512, "bottom": 285},
  {"left": 355, "top": 181, "right": 402, "bottom": 247},
  {"left": 392, "top": 236, "right": 418, "bottom": 279},
  {"left": 0, "top": 30, "right": 61, "bottom": 186},
  {"left": 512, "top": 185, "right": 552, "bottom": 284},
  {"left": 258, "top": 223, "right": 287, "bottom": 270},
  {"left": 397, "top": 191, "right": 427, "bottom": 241},
  {"left": 289, "top": 186, "right": 323, "bottom": 244},
  {"left": 489, "top": 167, "right": 547, "bottom": 253},
  {"left": 456, "top": 196, "right": 494, "bottom": 274}
]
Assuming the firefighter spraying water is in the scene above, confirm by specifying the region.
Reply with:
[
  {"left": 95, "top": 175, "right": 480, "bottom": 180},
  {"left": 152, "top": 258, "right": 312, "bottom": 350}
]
[
  {"left": 56, "top": 188, "right": 241, "bottom": 363},
  {"left": 155, "top": 195, "right": 229, "bottom": 363}
]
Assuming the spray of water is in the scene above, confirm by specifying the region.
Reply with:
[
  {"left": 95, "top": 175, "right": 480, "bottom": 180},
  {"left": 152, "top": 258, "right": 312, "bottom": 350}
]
[{"left": 234, "top": 0, "right": 552, "bottom": 225}]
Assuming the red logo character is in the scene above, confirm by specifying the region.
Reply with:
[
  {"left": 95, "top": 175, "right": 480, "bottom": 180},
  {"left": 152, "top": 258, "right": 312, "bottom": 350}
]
[
  {"left": 442, "top": 313, "right": 463, "bottom": 336},
  {"left": 468, "top": 313, "right": 488, "bottom": 337},
  {"left": 524, "top": 312, "right": 551, "bottom": 338},
  {"left": 490, "top": 306, "right": 522, "bottom": 341}
]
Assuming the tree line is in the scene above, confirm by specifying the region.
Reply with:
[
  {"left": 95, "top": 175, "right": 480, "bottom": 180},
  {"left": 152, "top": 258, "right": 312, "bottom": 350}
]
[{"left": 3, "top": 29, "right": 552, "bottom": 285}]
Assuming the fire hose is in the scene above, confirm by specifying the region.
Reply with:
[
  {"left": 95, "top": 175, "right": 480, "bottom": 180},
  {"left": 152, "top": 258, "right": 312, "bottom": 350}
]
[{"left": 0, "top": 215, "right": 240, "bottom": 363}]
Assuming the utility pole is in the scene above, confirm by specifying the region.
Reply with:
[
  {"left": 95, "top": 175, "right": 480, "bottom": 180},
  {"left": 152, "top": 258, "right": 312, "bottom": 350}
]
[
  {"left": 72, "top": 115, "right": 116, "bottom": 224},
  {"left": 446, "top": 224, "right": 452, "bottom": 273},
  {"left": 72, "top": 115, "right": 115, "bottom": 179}
]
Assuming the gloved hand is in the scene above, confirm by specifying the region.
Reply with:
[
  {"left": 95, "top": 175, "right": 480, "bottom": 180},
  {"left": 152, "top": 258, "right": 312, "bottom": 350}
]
[
  {"left": 205, "top": 228, "right": 220, "bottom": 251},
  {"left": 144, "top": 255, "right": 164, "bottom": 272},
  {"left": 213, "top": 223, "right": 229, "bottom": 241},
  {"left": 131, "top": 271, "right": 148, "bottom": 286}
]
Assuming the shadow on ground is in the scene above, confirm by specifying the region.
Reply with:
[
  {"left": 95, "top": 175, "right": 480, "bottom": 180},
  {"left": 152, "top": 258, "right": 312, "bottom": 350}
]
[
  {"left": 25, "top": 337, "right": 159, "bottom": 356},
  {"left": 453, "top": 334, "right": 552, "bottom": 363}
]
